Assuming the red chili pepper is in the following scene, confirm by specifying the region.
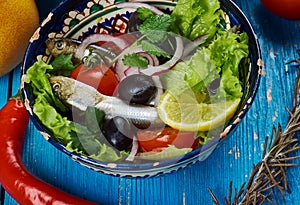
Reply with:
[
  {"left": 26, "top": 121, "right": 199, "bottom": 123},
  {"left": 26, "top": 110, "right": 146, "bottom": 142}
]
[{"left": 0, "top": 92, "right": 98, "bottom": 205}]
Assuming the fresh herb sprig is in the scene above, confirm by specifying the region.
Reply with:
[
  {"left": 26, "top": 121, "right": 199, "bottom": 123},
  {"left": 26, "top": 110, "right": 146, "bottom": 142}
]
[
  {"left": 123, "top": 53, "right": 149, "bottom": 68},
  {"left": 122, "top": 7, "right": 175, "bottom": 68},
  {"left": 208, "top": 61, "right": 300, "bottom": 204},
  {"left": 139, "top": 13, "right": 175, "bottom": 43}
]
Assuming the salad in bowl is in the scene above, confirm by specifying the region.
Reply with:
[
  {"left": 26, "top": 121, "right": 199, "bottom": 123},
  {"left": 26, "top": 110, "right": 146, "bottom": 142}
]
[{"left": 21, "top": 0, "right": 261, "bottom": 176}]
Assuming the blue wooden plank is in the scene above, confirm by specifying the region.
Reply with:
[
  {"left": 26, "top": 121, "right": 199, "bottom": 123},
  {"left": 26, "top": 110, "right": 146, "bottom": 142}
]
[
  {"left": 11, "top": 65, "right": 21, "bottom": 95},
  {"left": 0, "top": 72, "right": 9, "bottom": 107}
]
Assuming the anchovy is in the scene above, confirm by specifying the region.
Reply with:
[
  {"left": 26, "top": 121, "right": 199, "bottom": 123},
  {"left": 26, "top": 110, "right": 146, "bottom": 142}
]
[
  {"left": 49, "top": 76, "right": 163, "bottom": 128},
  {"left": 45, "top": 38, "right": 117, "bottom": 65}
]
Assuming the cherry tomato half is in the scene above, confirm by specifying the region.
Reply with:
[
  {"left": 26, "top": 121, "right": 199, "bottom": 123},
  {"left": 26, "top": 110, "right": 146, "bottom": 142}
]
[
  {"left": 137, "top": 127, "right": 199, "bottom": 152},
  {"left": 70, "top": 63, "right": 119, "bottom": 96},
  {"left": 260, "top": 0, "right": 300, "bottom": 20}
]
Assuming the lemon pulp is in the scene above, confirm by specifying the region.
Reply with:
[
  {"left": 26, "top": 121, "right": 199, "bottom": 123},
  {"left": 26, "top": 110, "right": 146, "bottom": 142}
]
[{"left": 157, "top": 91, "right": 241, "bottom": 131}]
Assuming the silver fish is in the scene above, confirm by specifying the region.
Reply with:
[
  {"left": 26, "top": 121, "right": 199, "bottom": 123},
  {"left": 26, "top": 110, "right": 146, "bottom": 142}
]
[
  {"left": 49, "top": 76, "right": 163, "bottom": 128},
  {"left": 45, "top": 38, "right": 117, "bottom": 65}
]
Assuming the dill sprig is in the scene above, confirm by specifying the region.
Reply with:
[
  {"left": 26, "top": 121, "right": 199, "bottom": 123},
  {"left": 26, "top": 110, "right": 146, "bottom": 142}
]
[{"left": 208, "top": 62, "right": 300, "bottom": 204}]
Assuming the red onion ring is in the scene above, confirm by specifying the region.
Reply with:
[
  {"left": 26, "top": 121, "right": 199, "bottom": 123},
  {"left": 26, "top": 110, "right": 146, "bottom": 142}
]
[
  {"left": 139, "top": 52, "right": 154, "bottom": 66},
  {"left": 124, "top": 66, "right": 140, "bottom": 77},
  {"left": 114, "top": 46, "right": 160, "bottom": 80},
  {"left": 126, "top": 135, "right": 139, "bottom": 161},
  {"left": 140, "top": 36, "right": 184, "bottom": 76},
  {"left": 151, "top": 76, "right": 163, "bottom": 106},
  {"left": 75, "top": 34, "right": 129, "bottom": 60},
  {"left": 116, "top": 2, "right": 164, "bottom": 15},
  {"left": 114, "top": 46, "right": 143, "bottom": 80},
  {"left": 138, "top": 52, "right": 160, "bottom": 66},
  {"left": 114, "top": 59, "right": 126, "bottom": 80}
]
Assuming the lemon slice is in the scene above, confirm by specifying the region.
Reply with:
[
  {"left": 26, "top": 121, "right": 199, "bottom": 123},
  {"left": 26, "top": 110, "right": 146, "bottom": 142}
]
[{"left": 157, "top": 91, "right": 241, "bottom": 131}]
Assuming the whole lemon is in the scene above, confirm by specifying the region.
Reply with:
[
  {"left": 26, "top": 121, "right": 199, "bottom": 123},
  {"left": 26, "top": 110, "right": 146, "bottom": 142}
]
[{"left": 0, "top": 0, "right": 39, "bottom": 76}]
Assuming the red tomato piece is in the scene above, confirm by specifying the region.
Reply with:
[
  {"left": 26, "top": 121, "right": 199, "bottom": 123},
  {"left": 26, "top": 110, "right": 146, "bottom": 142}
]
[
  {"left": 260, "top": 0, "right": 300, "bottom": 20},
  {"left": 137, "top": 127, "right": 199, "bottom": 152},
  {"left": 70, "top": 63, "right": 119, "bottom": 96}
]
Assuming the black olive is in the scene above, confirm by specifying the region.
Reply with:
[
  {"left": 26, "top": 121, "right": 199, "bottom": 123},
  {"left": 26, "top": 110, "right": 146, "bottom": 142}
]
[
  {"left": 118, "top": 74, "right": 157, "bottom": 104},
  {"left": 102, "top": 116, "right": 133, "bottom": 151},
  {"left": 128, "top": 11, "right": 143, "bottom": 33},
  {"left": 208, "top": 78, "right": 221, "bottom": 95}
]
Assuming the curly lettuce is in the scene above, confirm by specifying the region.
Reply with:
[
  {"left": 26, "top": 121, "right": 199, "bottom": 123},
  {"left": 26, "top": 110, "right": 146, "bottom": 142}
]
[
  {"left": 25, "top": 60, "right": 124, "bottom": 162},
  {"left": 160, "top": 49, "right": 218, "bottom": 97},
  {"left": 25, "top": 60, "right": 71, "bottom": 145},
  {"left": 171, "top": 0, "right": 221, "bottom": 40},
  {"left": 160, "top": 29, "right": 249, "bottom": 101},
  {"left": 204, "top": 30, "right": 249, "bottom": 99}
]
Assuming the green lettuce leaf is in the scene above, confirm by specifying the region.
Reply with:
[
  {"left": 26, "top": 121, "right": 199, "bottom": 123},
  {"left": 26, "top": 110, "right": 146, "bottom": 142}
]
[
  {"left": 136, "top": 145, "right": 192, "bottom": 161},
  {"left": 33, "top": 96, "right": 72, "bottom": 145},
  {"left": 204, "top": 31, "right": 249, "bottom": 76},
  {"left": 204, "top": 30, "right": 249, "bottom": 99},
  {"left": 25, "top": 60, "right": 67, "bottom": 112},
  {"left": 160, "top": 28, "right": 249, "bottom": 100},
  {"left": 160, "top": 49, "right": 219, "bottom": 96},
  {"left": 68, "top": 122, "right": 101, "bottom": 155},
  {"left": 25, "top": 60, "right": 71, "bottom": 145},
  {"left": 89, "top": 144, "right": 126, "bottom": 162},
  {"left": 66, "top": 122, "right": 125, "bottom": 162},
  {"left": 25, "top": 61, "right": 124, "bottom": 162},
  {"left": 171, "top": 0, "right": 221, "bottom": 40}
]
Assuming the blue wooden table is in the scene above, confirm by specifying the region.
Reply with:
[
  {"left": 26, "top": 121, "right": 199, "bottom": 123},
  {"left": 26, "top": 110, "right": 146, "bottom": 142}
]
[{"left": 1, "top": 0, "right": 300, "bottom": 204}]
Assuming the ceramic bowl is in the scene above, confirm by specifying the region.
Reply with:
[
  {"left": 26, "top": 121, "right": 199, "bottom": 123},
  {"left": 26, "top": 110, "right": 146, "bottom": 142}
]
[{"left": 21, "top": 0, "right": 262, "bottom": 177}]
